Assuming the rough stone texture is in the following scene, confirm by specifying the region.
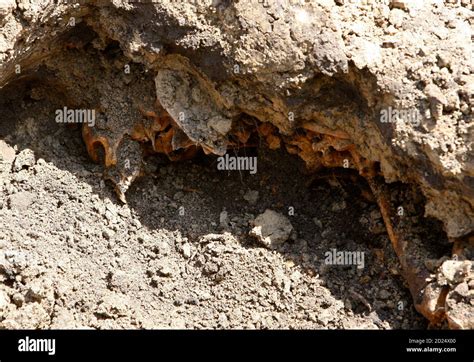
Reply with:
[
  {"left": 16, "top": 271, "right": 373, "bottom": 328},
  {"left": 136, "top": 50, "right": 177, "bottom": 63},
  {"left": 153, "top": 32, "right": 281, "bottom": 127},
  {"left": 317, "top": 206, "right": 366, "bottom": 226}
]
[
  {"left": 250, "top": 209, "right": 294, "bottom": 248},
  {"left": 438, "top": 259, "right": 473, "bottom": 329},
  {"left": 0, "top": 140, "right": 15, "bottom": 165},
  {"left": 0, "top": 0, "right": 473, "bottom": 328},
  {"left": 0, "top": 0, "right": 15, "bottom": 19}
]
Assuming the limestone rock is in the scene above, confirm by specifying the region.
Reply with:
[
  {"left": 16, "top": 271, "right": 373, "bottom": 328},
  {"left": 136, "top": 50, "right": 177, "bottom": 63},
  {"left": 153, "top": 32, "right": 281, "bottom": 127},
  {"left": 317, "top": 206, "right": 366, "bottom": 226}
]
[{"left": 250, "top": 209, "right": 293, "bottom": 248}]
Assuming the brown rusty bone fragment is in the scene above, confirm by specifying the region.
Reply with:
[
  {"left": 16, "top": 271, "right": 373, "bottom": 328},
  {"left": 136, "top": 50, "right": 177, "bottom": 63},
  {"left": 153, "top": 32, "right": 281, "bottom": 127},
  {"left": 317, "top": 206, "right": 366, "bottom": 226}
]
[
  {"left": 367, "top": 176, "right": 448, "bottom": 324},
  {"left": 82, "top": 124, "right": 119, "bottom": 167},
  {"left": 82, "top": 103, "right": 198, "bottom": 201}
]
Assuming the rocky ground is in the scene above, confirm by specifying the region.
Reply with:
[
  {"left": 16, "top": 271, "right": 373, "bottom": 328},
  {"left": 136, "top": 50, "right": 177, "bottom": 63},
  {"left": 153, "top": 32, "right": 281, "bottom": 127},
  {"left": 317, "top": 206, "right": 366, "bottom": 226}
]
[
  {"left": 0, "top": 0, "right": 472, "bottom": 329},
  {"left": 0, "top": 96, "right": 429, "bottom": 329}
]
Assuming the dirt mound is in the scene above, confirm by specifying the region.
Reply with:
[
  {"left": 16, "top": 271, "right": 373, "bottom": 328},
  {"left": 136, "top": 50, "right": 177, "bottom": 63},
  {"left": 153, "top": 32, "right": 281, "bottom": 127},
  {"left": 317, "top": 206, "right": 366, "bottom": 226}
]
[{"left": 0, "top": 0, "right": 472, "bottom": 328}]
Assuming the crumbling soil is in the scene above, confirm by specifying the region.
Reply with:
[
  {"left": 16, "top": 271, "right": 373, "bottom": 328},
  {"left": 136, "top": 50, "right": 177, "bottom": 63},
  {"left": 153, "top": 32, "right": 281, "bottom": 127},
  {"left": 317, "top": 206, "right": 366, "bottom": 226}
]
[
  {"left": 0, "top": 0, "right": 472, "bottom": 329},
  {"left": 0, "top": 98, "right": 428, "bottom": 328}
]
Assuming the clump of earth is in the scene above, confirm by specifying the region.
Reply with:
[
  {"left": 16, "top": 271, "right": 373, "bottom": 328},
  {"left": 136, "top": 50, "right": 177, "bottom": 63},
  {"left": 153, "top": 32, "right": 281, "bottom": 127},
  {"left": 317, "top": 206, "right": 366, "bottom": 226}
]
[{"left": 0, "top": 0, "right": 473, "bottom": 329}]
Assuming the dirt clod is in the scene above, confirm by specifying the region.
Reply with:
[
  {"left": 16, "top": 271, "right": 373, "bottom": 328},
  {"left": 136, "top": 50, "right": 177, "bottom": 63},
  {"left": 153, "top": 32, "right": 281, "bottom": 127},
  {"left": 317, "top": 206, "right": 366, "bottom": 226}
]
[{"left": 250, "top": 209, "right": 294, "bottom": 248}]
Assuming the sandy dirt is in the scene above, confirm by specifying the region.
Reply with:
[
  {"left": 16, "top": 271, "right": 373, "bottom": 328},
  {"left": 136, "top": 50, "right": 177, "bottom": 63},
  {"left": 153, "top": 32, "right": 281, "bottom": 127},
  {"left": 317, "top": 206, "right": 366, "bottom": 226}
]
[{"left": 0, "top": 94, "right": 431, "bottom": 329}]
